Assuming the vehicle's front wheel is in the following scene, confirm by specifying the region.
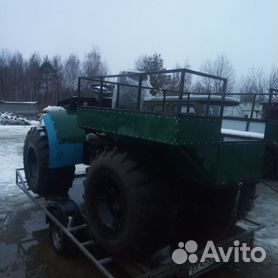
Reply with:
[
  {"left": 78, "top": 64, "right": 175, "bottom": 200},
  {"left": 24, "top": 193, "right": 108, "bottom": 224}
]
[{"left": 23, "top": 127, "right": 75, "bottom": 196}]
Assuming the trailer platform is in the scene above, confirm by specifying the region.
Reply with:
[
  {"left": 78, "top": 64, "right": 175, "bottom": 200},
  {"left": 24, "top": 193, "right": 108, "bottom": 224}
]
[{"left": 16, "top": 168, "right": 264, "bottom": 278}]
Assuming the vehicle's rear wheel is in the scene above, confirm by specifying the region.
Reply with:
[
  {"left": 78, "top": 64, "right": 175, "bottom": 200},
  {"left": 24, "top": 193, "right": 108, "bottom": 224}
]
[
  {"left": 84, "top": 147, "right": 170, "bottom": 257},
  {"left": 237, "top": 182, "right": 257, "bottom": 218},
  {"left": 23, "top": 127, "right": 75, "bottom": 197},
  {"left": 173, "top": 185, "right": 237, "bottom": 243},
  {"left": 173, "top": 182, "right": 257, "bottom": 243}
]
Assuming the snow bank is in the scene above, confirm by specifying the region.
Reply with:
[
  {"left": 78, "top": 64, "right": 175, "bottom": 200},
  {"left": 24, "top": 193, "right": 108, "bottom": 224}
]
[{"left": 0, "top": 112, "right": 38, "bottom": 126}]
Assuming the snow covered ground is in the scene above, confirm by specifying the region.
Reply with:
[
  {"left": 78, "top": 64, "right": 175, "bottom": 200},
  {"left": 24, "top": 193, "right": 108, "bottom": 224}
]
[{"left": 0, "top": 126, "right": 33, "bottom": 197}]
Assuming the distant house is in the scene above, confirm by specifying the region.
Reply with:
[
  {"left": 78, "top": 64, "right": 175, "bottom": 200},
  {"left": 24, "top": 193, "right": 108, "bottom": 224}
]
[{"left": 0, "top": 101, "right": 39, "bottom": 119}]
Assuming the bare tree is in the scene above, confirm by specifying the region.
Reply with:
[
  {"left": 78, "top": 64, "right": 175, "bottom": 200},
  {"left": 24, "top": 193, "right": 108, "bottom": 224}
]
[
  {"left": 83, "top": 49, "right": 107, "bottom": 77},
  {"left": 238, "top": 67, "right": 278, "bottom": 103},
  {"left": 25, "top": 53, "right": 41, "bottom": 101},
  {"left": 0, "top": 51, "right": 41, "bottom": 102},
  {"left": 194, "top": 54, "right": 236, "bottom": 94},
  {"left": 7, "top": 52, "right": 25, "bottom": 101},
  {"left": 238, "top": 68, "right": 267, "bottom": 102},
  {"left": 0, "top": 49, "right": 110, "bottom": 106},
  {"left": 268, "top": 67, "right": 278, "bottom": 90},
  {"left": 63, "top": 54, "right": 81, "bottom": 91},
  {"left": 52, "top": 55, "right": 64, "bottom": 103},
  {"left": 0, "top": 50, "right": 11, "bottom": 100}
]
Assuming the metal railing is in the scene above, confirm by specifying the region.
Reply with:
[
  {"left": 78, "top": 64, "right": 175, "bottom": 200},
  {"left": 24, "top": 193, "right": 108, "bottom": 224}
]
[
  {"left": 77, "top": 69, "right": 277, "bottom": 121},
  {"left": 77, "top": 68, "right": 226, "bottom": 114}
]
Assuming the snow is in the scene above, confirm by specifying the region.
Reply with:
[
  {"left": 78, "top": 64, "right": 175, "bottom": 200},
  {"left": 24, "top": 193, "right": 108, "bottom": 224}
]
[
  {"left": 43, "top": 106, "right": 65, "bottom": 112},
  {"left": 248, "top": 183, "right": 278, "bottom": 262},
  {"left": 0, "top": 112, "right": 38, "bottom": 126},
  {"left": 221, "top": 128, "right": 264, "bottom": 139},
  {"left": 0, "top": 126, "right": 32, "bottom": 196}
]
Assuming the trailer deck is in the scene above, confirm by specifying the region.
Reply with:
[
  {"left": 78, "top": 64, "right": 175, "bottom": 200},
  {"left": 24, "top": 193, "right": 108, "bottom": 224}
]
[{"left": 16, "top": 168, "right": 264, "bottom": 278}]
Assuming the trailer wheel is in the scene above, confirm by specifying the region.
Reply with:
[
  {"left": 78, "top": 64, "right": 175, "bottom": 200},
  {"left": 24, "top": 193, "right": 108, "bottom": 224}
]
[
  {"left": 84, "top": 147, "right": 170, "bottom": 256},
  {"left": 237, "top": 183, "right": 257, "bottom": 218},
  {"left": 49, "top": 207, "right": 72, "bottom": 256},
  {"left": 23, "top": 127, "right": 75, "bottom": 196}
]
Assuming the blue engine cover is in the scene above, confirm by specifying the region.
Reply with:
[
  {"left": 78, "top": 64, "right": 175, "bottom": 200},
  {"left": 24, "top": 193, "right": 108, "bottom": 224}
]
[{"left": 43, "top": 114, "right": 83, "bottom": 168}]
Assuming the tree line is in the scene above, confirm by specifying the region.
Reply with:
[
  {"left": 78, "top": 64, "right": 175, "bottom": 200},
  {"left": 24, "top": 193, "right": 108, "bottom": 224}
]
[
  {"left": 0, "top": 49, "right": 277, "bottom": 109},
  {"left": 136, "top": 53, "right": 277, "bottom": 101},
  {"left": 0, "top": 49, "right": 107, "bottom": 108}
]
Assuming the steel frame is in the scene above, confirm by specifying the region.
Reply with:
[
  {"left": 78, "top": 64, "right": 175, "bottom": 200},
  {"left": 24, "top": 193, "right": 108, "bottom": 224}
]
[{"left": 76, "top": 68, "right": 277, "bottom": 121}]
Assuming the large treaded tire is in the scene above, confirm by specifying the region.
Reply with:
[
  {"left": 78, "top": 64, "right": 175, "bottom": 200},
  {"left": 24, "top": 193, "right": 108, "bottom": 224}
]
[
  {"left": 173, "top": 182, "right": 257, "bottom": 244},
  {"left": 23, "top": 127, "right": 75, "bottom": 197},
  {"left": 173, "top": 184, "right": 239, "bottom": 243},
  {"left": 84, "top": 147, "right": 170, "bottom": 257}
]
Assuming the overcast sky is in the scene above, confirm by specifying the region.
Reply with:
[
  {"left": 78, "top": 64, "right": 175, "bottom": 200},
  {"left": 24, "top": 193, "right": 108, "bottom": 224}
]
[{"left": 1, "top": 0, "right": 277, "bottom": 76}]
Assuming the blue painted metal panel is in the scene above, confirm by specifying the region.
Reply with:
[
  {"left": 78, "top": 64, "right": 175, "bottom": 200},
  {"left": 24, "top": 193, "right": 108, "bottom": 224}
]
[{"left": 43, "top": 114, "right": 83, "bottom": 168}]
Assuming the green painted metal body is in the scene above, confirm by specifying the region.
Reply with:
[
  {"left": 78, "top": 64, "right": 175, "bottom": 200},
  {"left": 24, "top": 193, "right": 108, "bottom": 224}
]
[
  {"left": 42, "top": 109, "right": 86, "bottom": 168},
  {"left": 77, "top": 107, "right": 221, "bottom": 145},
  {"left": 171, "top": 142, "right": 264, "bottom": 188},
  {"left": 46, "top": 109, "right": 85, "bottom": 144},
  {"left": 44, "top": 104, "right": 270, "bottom": 187},
  {"left": 76, "top": 106, "right": 265, "bottom": 187},
  {"left": 216, "top": 141, "right": 264, "bottom": 184}
]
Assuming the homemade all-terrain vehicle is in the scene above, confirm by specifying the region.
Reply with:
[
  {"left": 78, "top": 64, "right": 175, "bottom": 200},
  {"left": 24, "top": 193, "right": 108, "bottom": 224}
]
[{"left": 18, "top": 68, "right": 277, "bottom": 277}]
